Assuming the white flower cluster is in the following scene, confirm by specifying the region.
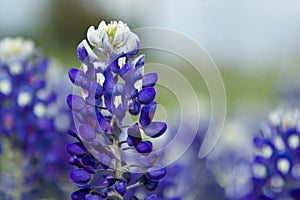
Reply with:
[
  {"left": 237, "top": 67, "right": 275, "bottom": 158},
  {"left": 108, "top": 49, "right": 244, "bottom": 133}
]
[
  {"left": 0, "top": 37, "right": 35, "bottom": 63},
  {"left": 86, "top": 21, "right": 139, "bottom": 58},
  {"left": 268, "top": 107, "right": 300, "bottom": 131}
]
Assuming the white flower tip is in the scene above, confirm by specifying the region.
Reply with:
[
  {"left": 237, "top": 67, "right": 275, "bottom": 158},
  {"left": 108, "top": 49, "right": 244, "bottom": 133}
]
[{"left": 0, "top": 37, "right": 35, "bottom": 62}]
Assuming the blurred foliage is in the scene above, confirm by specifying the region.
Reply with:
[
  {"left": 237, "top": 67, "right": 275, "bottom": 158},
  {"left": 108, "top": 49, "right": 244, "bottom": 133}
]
[{"left": 0, "top": 0, "right": 284, "bottom": 111}]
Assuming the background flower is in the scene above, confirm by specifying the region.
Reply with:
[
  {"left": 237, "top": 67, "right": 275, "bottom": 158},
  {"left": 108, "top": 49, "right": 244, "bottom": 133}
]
[{"left": 0, "top": 37, "right": 72, "bottom": 199}]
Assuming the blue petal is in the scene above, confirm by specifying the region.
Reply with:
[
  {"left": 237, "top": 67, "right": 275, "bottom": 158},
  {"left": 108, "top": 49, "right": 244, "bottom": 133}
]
[
  {"left": 66, "top": 142, "right": 87, "bottom": 157},
  {"left": 103, "top": 175, "right": 116, "bottom": 187},
  {"left": 137, "top": 88, "right": 156, "bottom": 104},
  {"left": 77, "top": 41, "right": 89, "bottom": 63},
  {"left": 132, "top": 54, "right": 145, "bottom": 68},
  {"left": 66, "top": 94, "right": 86, "bottom": 112},
  {"left": 142, "top": 73, "right": 158, "bottom": 88},
  {"left": 119, "top": 63, "right": 132, "bottom": 78},
  {"left": 139, "top": 102, "right": 157, "bottom": 127},
  {"left": 33, "top": 79, "right": 46, "bottom": 90},
  {"left": 68, "top": 68, "right": 87, "bottom": 87},
  {"left": 135, "top": 141, "right": 153, "bottom": 154},
  {"left": 114, "top": 182, "right": 127, "bottom": 196},
  {"left": 96, "top": 111, "right": 106, "bottom": 132},
  {"left": 79, "top": 124, "right": 96, "bottom": 142},
  {"left": 143, "top": 122, "right": 167, "bottom": 138},
  {"left": 145, "top": 194, "right": 158, "bottom": 200},
  {"left": 89, "top": 81, "right": 103, "bottom": 99},
  {"left": 99, "top": 153, "right": 112, "bottom": 169},
  {"left": 85, "top": 194, "right": 104, "bottom": 200},
  {"left": 104, "top": 88, "right": 113, "bottom": 113},
  {"left": 103, "top": 69, "right": 114, "bottom": 91},
  {"left": 36, "top": 58, "right": 48, "bottom": 73},
  {"left": 71, "top": 188, "right": 91, "bottom": 200},
  {"left": 129, "top": 99, "right": 141, "bottom": 115},
  {"left": 77, "top": 40, "right": 98, "bottom": 65},
  {"left": 146, "top": 168, "right": 167, "bottom": 180},
  {"left": 127, "top": 123, "right": 141, "bottom": 146},
  {"left": 70, "top": 169, "right": 91, "bottom": 186},
  {"left": 112, "top": 84, "right": 128, "bottom": 120},
  {"left": 109, "top": 58, "right": 120, "bottom": 73}
]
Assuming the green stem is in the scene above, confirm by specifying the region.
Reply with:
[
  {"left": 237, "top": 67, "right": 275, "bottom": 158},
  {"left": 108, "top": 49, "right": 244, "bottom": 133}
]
[
  {"left": 126, "top": 182, "right": 141, "bottom": 190},
  {"left": 113, "top": 120, "right": 122, "bottom": 178},
  {"left": 2, "top": 137, "right": 23, "bottom": 200},
  {"left": 112, "top": 119, "right": 123, "bottom": 199},
  {"left": 14, "top": 148, "right": 23, "bottom": 200}
]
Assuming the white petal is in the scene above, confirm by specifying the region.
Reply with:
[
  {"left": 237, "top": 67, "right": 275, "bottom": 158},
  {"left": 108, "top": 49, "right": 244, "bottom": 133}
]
[{"left": 87, "top": 26, "right": 101, "bottom": 46}]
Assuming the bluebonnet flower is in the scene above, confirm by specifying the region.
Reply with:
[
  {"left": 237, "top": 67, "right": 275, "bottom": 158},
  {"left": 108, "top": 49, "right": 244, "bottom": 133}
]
[
  {"left": 242, "top": 108, "right": 300, "bottom": 200},
  {"left": 206, "top": 118, "right": 255, "bottom": 199},
  {"left": 0, "top": 37, "right": 72, "bottom": 199},
  {"left": 125, "top": 117, "right": 225, "bottom": 200},
  {"left": 67, "top": 21, "right": 167, "bottom": 199}
]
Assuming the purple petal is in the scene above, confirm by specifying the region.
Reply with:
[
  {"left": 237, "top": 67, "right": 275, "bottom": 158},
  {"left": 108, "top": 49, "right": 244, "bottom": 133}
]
[
  {"left": 119, "top": 63, "right": 132, "bottom": 78},
  {"left": 109, "top": 57, "right": 121, "bottom": 73},
  {"left": 103, "top": 175, "right": 116, "bottom": 187},
  {"left": 145, "top": 194, "right": 158, "bottom": 200},
  {"left": 70, "top": 169, "right": 91, "bottom": 186},
  {"left": 77, "top": 40, "right": 98, "bottom": 65},
  {"left": 77, "top": 41, "right": 89, "bottom": 63},
  {"left": 253, "top": 137, "right": 265, "bottom": 148},
  {"left": 142, "top": 73, "right": 158, "bottom": 88},
  {"left": 146, "top": 168, "right": 167, "bottom": 180},
  {"left": 114, "top": 182, "right": 127, "bottom": 196},
  {"left": 96, "top": 111, "right": 106, "bottom": 132},
  {"left": 143, "top": 122, "right": 167, "bottom": 138},
  {"left": 129, "top": 99, "right": 141, "bottom": 115},
  {"left": 66, "top": 94, "right": 86, "bottom": 112},
  {"left": 99, "top": 153, "right": 112, "bottom": 169},
  {"left": 67, "top": 129, "right": 81, "bottom": 141},
  {"left": 43, "top": 92, "right": 57, "bottom": 105},
  {"left": 112, "top": 84, "right": 128, "bottom": 120},
  {"left": 89, "top": 81, "right": 103, "bottom": 99},
  {"left": 79, "top": 124, "right": 96, "bottom": 142},
  {"left": 143, "top": 178, "right": 158, "bottom": 191},
  {"left": 127, "top": 123, "right": 141, "bottom": 146},
  {"left": 103, "top": 69, "right": 114, "bottom": 91},
  {"left": 104, "top": 88, "right": 113, "bottom": 113},
  {"left": 69, "top": 156, "right": 80, "bottom": 165},
  {"left": 137, "top": 88, "right": 156, "bottom": 105},
  {"left": 86, "top": 194, "right": 104, "bottom": 200},
  {"left": 33, "top": 79, "right": 46, "bottom": 90},
  {"left": 132, "top": 54, "right": 145, "bottom": 68},
  {"left": 66, "top": 142, "right": 87, "bottom": 157},
  {"left": 68, "top": 68, "right": 85, "bottom": 86},
  {"left": 36, "top": 58, "right": 48, "bottom": 73},
  {"left": 139, "top": 102, "right": 157, "bottom": 127},
  {"left": 254, "top": 155, "right": 268, "bottom": 165},
  {"left": 71, "top": 188, "right": 91, "bottom": 200},
  {"left": 135, "top": 141, "right": 153, "bottom": 154}
]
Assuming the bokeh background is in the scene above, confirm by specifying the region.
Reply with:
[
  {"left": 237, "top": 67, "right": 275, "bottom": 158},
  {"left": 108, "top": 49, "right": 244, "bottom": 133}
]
[
  {"left": 1, "top": 0, "right": 300, "bottom": 113},
  {"left": 1, "top": 0, "right": 300, "bottom": 199}
]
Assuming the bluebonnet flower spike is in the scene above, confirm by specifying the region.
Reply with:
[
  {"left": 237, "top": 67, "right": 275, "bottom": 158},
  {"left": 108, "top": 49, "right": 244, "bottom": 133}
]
[
  {"left": 0, "top": 37, "right": 72, "bottom": 199},
  {"left": 241, "top": 108, "right": 300, "bottom": 200},
  {"left": 67, "top": 21, "right": 167, "bottom": 200}
]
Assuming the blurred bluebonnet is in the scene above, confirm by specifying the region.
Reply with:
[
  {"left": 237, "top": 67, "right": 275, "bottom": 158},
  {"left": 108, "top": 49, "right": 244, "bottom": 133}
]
[
  {"left": 67, "top": 21, "right": 167, "bottom": 199},
  {"left": 207, "top": 108, "right": 300, "bottom": 200},
  {"left": 242, "top": 108, "right": 300, "bottom": 200},
  {"left": 124, "top": 117, "right": 225, "bottom": 200},
  {"left": 206, "top": 116, "right": 256, "bottom": 199},
  {"left": 0, "top": 37, "right": 72, "bottom": 199}
]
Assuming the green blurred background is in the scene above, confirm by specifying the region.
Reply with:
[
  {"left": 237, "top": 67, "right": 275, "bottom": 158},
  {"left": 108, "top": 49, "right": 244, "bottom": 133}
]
[{"left": 1, "top": 0, "right": 300, "bottom": 118}]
